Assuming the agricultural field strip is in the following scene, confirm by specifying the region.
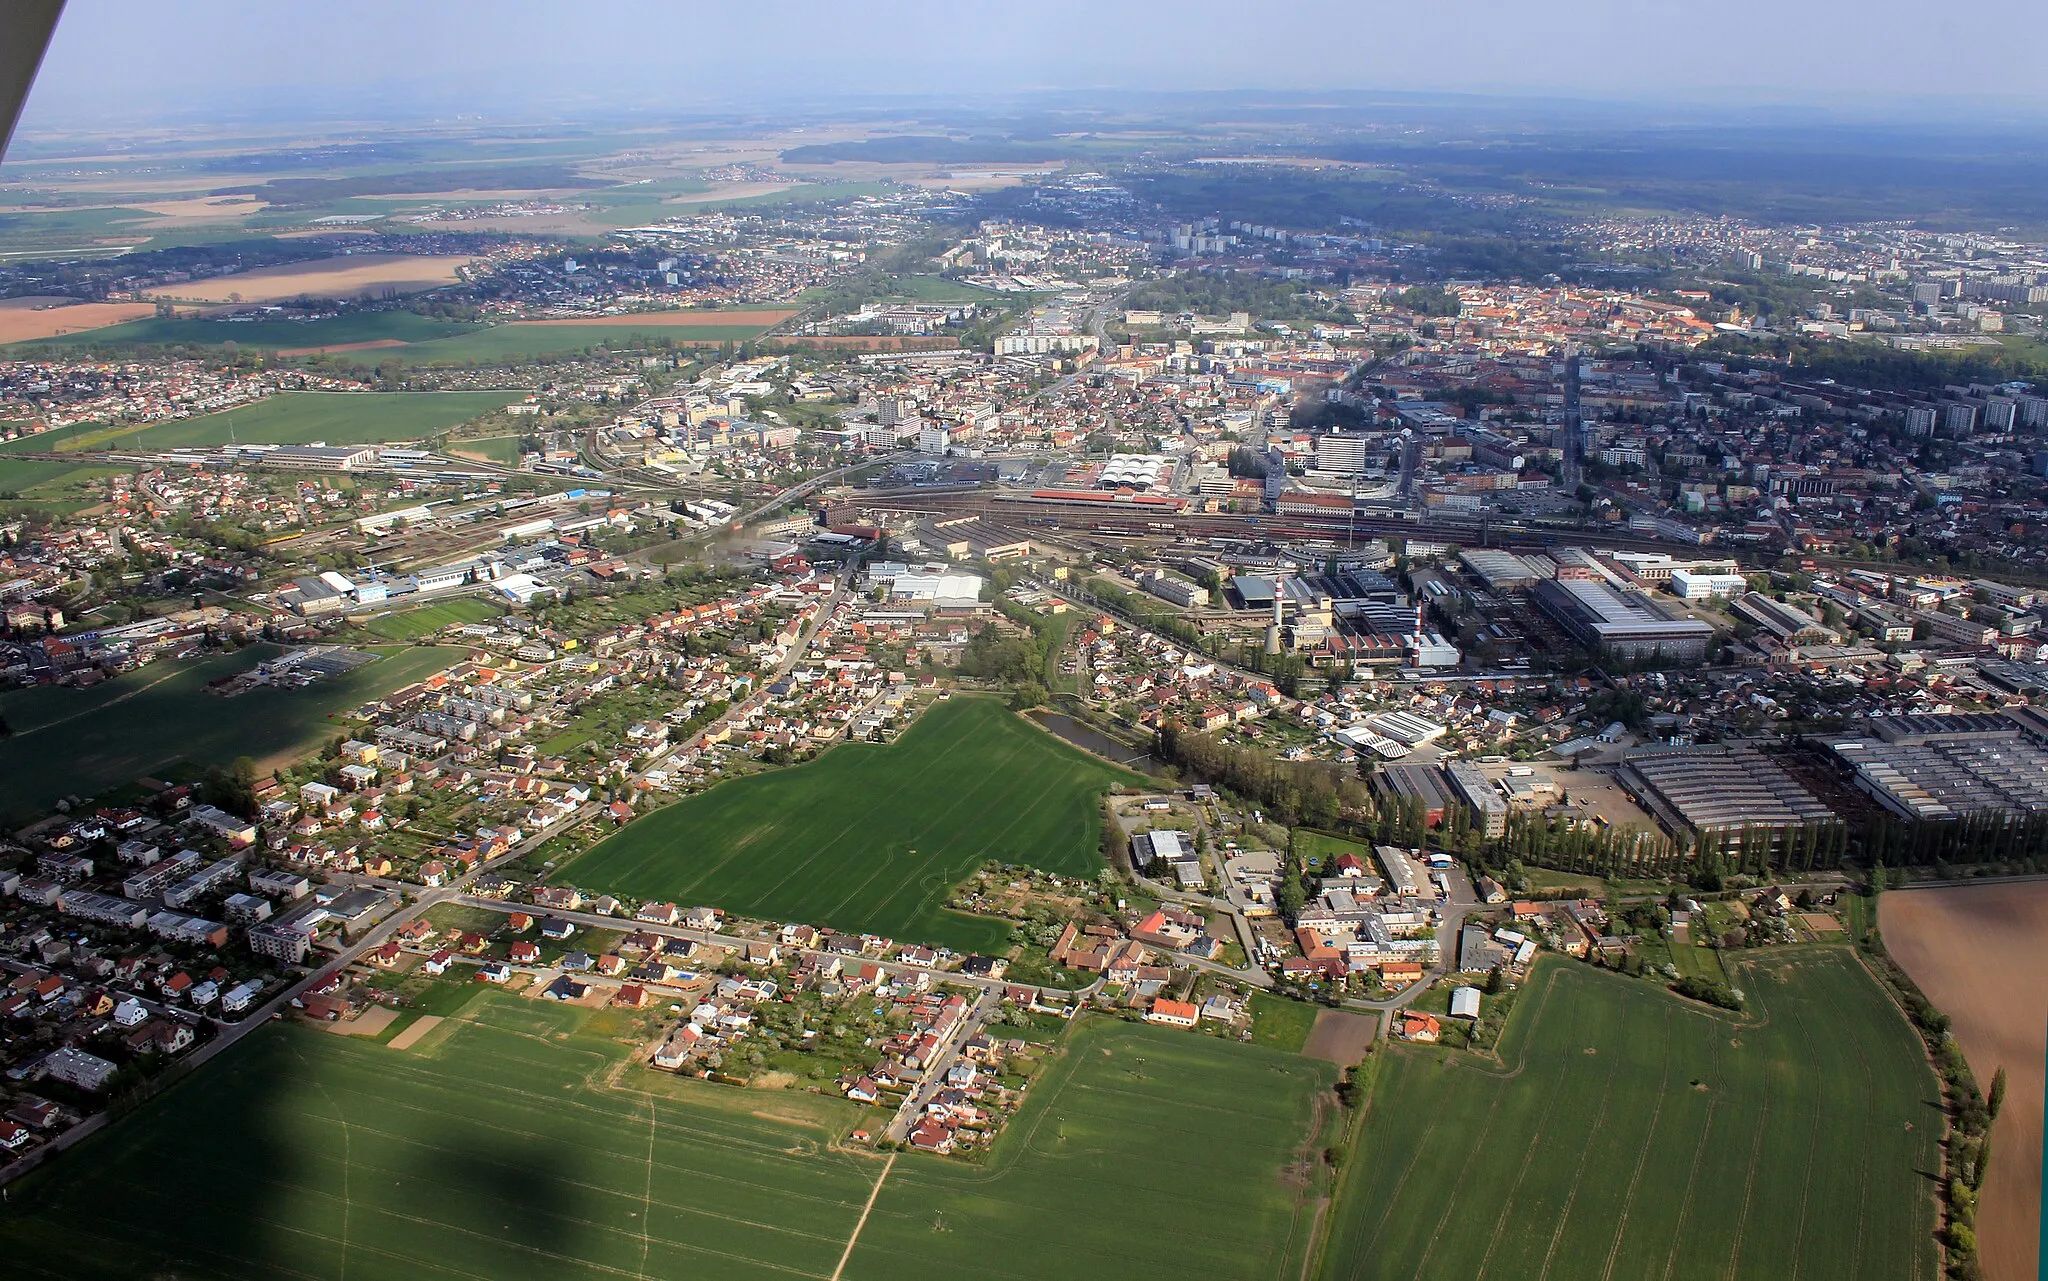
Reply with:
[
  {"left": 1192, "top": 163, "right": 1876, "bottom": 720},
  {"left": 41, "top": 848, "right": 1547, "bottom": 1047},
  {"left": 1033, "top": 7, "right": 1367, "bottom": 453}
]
[
  {"left": 83, "top": 1168, "right": 832, "bottom": 1281},
  {"left": 571, "top": 700, "right": 1132, "bottom": 949},
  {"left": 1594, "top": 1007, "right": 1677, "bottom": 1281},
  {"left": 242, "top": 1048, "right": 875, "bottom": 1208},
  {"left": 844, "top": 1030, "right": 1326, "bottom": 1279},
  {"left": 71, "top": 1027, "right": 869, "bottom": 1279},
  {"left": 808, "top": 735, "right": 1050, "bottom": 926},
  {"left": 3, "top": 1001, "right": 1323, "bottom": 1281},
  {"left": 746, "top": 715, "right": 1032, "bottom": 909},
  {"left": 1415, "top": 980, "right": 1602, "bottom": 1276},
  {"left": 1346, "top": 968, "right": 1560, "bottom": 1261},
  {"left": 1321, "top": 953, "right": 1939, "bottom": 1281}
]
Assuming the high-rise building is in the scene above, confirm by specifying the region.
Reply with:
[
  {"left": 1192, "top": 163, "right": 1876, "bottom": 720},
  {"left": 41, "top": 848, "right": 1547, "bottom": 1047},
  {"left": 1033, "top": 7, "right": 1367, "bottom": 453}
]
[{"left": 1314, "top": 431, "right": 1375, "bottom": 475}]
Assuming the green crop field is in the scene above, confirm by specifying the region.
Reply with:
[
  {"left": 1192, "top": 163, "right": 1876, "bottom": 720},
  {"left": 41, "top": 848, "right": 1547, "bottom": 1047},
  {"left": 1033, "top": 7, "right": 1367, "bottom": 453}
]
[
  {"left": 1247, "top": 991, "right": 1323, "bottom": 1053},
  {"left": 0, "top": 998, "right": 1333, "bottom": 1281},
  {"left": 842, "top": 1016, "right": 1338, "bottom": 1280},
  {"left": 385, "top": 321, "right": 773, "bottom": 365},
  {"left": 0, "top": 458, "right": 126, "bottom": 517},
  {"left": 11, "top": 309, "right": 773, "bottom": 366},
  {"left": 4, "top": 390, "right": 522, "bottom": 455},
  {"left": 1320, "top": 950, "right": 1942, "bottom": 1281},
  {"left": 445, "top": 433, "right": 522, "bottom": 464},
  {"left": 0, "top": 644, "right": 459, "bottom": 823},
  {"left": 354, "top": 596, "right": 505, "bottom": 640},
  {"left": 565, "top": 696, "right": 1145, "bottom": 951},
  {"left": 15, "top": 309, "right": 475, "bottom": 352}
]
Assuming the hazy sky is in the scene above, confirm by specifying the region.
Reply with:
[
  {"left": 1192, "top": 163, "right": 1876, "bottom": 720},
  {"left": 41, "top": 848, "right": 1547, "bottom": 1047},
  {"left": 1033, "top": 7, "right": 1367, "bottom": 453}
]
[{"left": 18, "top": 0, "right": 2048, "bottom": 131}]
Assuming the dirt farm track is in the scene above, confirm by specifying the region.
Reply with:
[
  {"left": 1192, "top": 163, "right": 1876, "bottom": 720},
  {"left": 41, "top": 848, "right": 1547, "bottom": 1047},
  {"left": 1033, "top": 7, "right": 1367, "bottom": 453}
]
[{"left": 1881, "top": 880, "right": 2048, "bottom": 1281}]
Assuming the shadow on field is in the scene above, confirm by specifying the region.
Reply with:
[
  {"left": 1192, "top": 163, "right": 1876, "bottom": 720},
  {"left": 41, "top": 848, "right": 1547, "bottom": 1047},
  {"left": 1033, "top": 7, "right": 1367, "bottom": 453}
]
[
  {"left": 0, "top": 1030, "right": 302, "bottom": 1276},
  {"left": 415, "top": 1128, "right": 592, "bottom": 1263}
]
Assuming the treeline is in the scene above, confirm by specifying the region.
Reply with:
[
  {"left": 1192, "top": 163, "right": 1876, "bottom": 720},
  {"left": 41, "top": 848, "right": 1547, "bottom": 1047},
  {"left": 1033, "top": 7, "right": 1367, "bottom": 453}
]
[
  {"left": 1153, "top": 722, "right": 1372, "bottom": 829},
  {"left": 1705, "top": 333, "right": 2048, "bottom": 393},
  {"left": 1856, "top": 808, "right": 2048, "bottom": 871},
  {"left": 956, "top": 615, "right": 1059, "bottom": 708},
  {"left": 1472, "top": 803, "right": 2048, "bottom": 888},
  {"left": 1858, "top": 912, "right": 2001, "bottom": 1276}
]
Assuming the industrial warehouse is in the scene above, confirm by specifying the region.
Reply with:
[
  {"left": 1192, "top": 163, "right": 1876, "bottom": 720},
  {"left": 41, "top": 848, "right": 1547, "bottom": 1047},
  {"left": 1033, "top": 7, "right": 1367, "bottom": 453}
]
[{"left": 1618, "top": 744, "right": 1837, "bottom": 839}]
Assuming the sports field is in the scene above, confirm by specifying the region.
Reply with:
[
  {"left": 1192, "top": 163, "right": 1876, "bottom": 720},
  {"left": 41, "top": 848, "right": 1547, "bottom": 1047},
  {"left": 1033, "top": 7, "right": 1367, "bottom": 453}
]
[
  {"left": 444, "top": 433, "right": 522, "bottom": 464},
  {"left": 0, "top": 998, "right": 1334, "bottom": 1281},
  {"left": 565, "top": 696, "right": 1144, "bottom": 951},
  {"left": 354, "top": 596, "right": 505, "bottom": 640},
  {"left": 1320, "top": 950, "right": 1943, "bottom": 1281},
  {"left": 7, "top": 391, "right": 522, "bottom": 454},
  {"left": 0, "top": 644, "right": 459, "bottom": 823}
]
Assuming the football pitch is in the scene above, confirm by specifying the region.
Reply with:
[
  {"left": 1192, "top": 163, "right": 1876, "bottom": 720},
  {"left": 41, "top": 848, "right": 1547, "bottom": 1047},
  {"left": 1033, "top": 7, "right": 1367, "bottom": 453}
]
[
  {"left": 4, "top": 390, "right": 522, "bottom": 454},
  {"left": 564, "top": 696, "right": 1145, "bottom": 951},
  {"left": 0, "top": 997, "right": 1334, "bottom": 1281},
  {"left": 0, "top": 644, "right": 460, "bottom": 823},
  {"left": 1320, "top": 949, "right": 1943, "bottom": 1281},
  {"left": 354, "top": 596, "right": 505, "bottom": 640}
]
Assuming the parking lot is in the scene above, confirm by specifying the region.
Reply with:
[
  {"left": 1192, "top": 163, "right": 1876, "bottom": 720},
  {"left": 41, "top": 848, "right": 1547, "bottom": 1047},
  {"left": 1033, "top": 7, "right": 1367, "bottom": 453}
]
[{"left": 1478, "top": 758, "right": 1658, "bottom": 831}]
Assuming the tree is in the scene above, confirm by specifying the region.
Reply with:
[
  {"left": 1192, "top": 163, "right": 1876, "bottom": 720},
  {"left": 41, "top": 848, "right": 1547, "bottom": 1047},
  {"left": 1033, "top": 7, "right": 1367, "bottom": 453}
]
[
  {"left": 1988, "top": 1066, "right": 2007, "bottom": 1120},
  {"left": 1276, "top": 876, "right": 1306, "bottom": 921},
  {"left": 200, "top": 756, "right": 260, "bottom": 818}
]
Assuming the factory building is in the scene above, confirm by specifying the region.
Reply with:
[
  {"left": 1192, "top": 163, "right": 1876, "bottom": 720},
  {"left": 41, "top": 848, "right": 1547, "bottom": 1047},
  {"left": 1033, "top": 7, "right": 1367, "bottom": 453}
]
[
  {"left": 1531, "top": 579, "right": 1714, "bottom": 663},
  {"left": 1618, "top": 745, "right": 1835, "bottom": 844}
]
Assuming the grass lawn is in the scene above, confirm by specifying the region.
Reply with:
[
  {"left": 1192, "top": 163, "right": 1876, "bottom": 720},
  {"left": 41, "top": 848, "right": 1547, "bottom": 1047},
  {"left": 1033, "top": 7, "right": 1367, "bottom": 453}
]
[
  {"left": 0, "top": 457, "right": 124, "bottom": 492},
  {"left": 1519, "top": 866, "right": 1610, "bottom": 894},
  {"left": 444, "top": 434, "right": 522, "bottom": 464},
  {"left": 0, "top": 644, "right": 459, "bottom": 823},
  {"left": 353, "top": 596, "right": 504, "bottom": 641},
  {"left": 0, "top": 1000, "right": 1333, "bottom": 1281},
  {"left": 563, "top": 696, "right": 1146, "bottom": 951},
  {"left": 1668, "top": 931, "right": 1730, "bottom": 983},
  {"left": 1294, "top": 829, "right": 1375, "bottom": 868},
  {"left": 1841, "top": 891, "right": 1877, "bottom": 943},
  {"left": 1247, "top": 990, "right": 1323, "bottom": 1053},
  {"left": 1321, "top": 949, "right": 1942, "bottom": 1281},
  {"left": 6, "top": 390, "right": 522, "bottom": 454}
]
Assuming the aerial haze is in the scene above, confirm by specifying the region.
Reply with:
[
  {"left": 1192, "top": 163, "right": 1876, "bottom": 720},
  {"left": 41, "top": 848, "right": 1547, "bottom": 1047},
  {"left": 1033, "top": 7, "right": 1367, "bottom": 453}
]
[
  {"left": 16, "top": 0, "right": 2048, "bottom": 128},
  {"left": 0, "top": 4, "right": 2041, "bottom": 1281}
]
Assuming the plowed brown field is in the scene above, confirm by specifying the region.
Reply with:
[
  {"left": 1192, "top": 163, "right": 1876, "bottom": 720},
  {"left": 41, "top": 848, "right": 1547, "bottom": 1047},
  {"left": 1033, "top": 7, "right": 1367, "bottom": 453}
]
[{"left": 1882, "top": 880, "right": 2048, "bottom": 1281}]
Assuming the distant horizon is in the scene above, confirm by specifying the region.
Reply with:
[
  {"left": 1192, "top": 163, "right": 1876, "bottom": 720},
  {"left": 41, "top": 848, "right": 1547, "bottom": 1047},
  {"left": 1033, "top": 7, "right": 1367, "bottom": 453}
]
[
  {"left": 13, "top": 0, "right": 2048, "bottom": 138},
  {"left": 13, "top": 84, "right": 2048, "bottom": 157}
]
